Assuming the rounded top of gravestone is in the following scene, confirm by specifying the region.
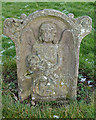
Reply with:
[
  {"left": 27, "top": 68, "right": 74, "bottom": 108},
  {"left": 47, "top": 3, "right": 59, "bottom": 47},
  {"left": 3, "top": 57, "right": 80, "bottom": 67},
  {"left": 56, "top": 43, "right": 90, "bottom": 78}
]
[
  {"left": 3, "top": 9, "right": 92, "bottom": 43},
  {"left": 23, "top": 9, "right": 75, "bottom": 28}
]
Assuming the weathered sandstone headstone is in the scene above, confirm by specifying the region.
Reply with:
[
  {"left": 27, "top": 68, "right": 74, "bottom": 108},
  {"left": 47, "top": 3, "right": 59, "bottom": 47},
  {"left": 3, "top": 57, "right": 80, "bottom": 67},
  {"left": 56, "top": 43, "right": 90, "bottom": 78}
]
[{"left": 3, "top": 9, "right": 92, "bottom": 102}]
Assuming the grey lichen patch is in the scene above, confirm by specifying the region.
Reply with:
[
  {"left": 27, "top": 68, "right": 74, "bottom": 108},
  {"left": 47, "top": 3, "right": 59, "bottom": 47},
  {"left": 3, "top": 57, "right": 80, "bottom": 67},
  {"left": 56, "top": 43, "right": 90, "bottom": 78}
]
[{"left": 3, "top": 9, "right": 92, "bottom": 102}]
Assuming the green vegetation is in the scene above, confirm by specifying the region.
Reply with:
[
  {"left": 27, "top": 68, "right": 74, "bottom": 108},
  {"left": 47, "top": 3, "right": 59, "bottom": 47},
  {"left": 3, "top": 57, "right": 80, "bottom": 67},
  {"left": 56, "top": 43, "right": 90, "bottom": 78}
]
[
  {"left": 2, "top": 86, "right": 94, "bottom": 118},
  {"left": 2, "top": 2, "right": 95, "bottom": 118}
]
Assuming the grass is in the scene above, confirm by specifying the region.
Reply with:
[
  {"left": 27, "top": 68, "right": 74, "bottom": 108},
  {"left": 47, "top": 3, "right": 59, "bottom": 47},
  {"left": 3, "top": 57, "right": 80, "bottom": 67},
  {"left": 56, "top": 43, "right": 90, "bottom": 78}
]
[
  {"left": 1, "top": 2, "right": 95, "bottom": 118},
  {"left": 2, "top": 82, "right": 95, "bottom": 118}
]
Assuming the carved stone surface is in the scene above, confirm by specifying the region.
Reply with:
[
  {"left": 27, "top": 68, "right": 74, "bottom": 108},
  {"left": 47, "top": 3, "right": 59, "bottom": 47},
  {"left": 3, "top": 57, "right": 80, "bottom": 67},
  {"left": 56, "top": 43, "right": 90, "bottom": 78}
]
[{"left": 3, "top": 9, "right": 92, "bottom": 102}]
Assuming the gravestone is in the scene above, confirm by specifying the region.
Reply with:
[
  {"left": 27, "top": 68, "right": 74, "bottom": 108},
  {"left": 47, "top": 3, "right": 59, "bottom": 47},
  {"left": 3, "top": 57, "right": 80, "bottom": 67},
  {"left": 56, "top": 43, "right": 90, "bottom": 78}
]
[{"left": 3, "top": 9, "right": 92, "bottom": 102}]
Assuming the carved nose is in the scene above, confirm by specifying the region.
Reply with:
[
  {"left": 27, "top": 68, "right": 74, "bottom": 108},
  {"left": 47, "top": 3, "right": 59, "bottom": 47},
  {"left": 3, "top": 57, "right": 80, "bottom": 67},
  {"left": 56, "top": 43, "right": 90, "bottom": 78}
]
[
  {"left": 44, "top": 33, "right": 48, "bottom": 40},
  {"left": 45, "top": 33, "right": 51, "bottom": 39}
]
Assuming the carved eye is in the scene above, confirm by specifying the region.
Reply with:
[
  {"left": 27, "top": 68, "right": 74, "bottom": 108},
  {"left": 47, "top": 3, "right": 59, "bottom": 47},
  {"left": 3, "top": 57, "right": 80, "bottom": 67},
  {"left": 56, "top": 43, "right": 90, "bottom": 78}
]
[
  {"left": 52, "top": 41, "right": 54, "bottom": 44},
  {"left": 13, "top": 19, "right": 16, "bottom": 23},
  {"left": 21, "top": 21, "right": 23, "bottom": 24}
]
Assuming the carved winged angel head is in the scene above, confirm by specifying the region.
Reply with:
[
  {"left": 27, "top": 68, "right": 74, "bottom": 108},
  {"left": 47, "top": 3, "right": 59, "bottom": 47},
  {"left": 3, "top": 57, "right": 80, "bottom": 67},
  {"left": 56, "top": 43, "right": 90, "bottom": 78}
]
[{"left": 38, "top": 22, "right": 58, "bottom": 44}]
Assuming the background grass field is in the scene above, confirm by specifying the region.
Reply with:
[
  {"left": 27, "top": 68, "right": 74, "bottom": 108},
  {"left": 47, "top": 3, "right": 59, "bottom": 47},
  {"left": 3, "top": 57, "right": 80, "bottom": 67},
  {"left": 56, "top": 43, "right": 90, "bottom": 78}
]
[{"left": 1, "top": 2, "right": 95, "bottom": 118}]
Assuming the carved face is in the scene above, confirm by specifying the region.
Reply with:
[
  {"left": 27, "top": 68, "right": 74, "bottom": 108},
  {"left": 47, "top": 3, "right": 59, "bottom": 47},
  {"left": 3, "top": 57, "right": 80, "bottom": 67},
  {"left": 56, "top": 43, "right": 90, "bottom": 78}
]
[{"left": 39, "top": 22, "right": 57, "bottom": 43}]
